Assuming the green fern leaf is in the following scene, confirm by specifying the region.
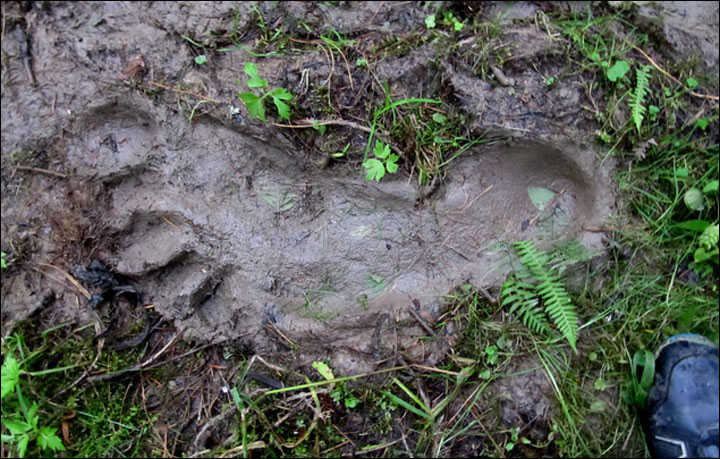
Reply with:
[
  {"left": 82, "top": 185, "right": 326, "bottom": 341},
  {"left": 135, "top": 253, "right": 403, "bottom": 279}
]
[
  {"left": 504, "top": 240, "right": 579, "bottom": 350},
  {"left": 502, "top": 277, "right": 550, "bottom": 334},
  {"left": 630, "top": 65, "right": 651, "bottom": 131}
]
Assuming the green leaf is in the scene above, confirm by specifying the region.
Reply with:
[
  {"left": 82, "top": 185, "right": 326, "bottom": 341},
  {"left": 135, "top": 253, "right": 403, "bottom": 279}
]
[
  {"left": 675, "top": 167, "right": 689, "bottom": 177},
  {"left": 270, "top": 87, "right": 293, "bottom": 100},
  {"left": 25, "top": 402, "right": 39, "bottom": 430},
  {"left": 674, "top": 219, "right": 710, "bottom": 232},
  {"left": 683, "top": 188, "right": 705, "bottom": 211},
  {"left": 2, "top": 419, "right": 31, "bottom": 435},
  {"left": 272, "top": 98, "right": 290, "bottom": 121},
  {"left": 702, "top": 180, "right": 718, "bottom": 194},
  {"left": 363, "top": 159, "right": 385, "bottom": 181},
  {"left": 589, "top": 400, "right": 607, "bottom": 413},
  {"left": 373, "top": 141, "right": 390, "bottom": 159},
  {"left": 243, "top": 62, "right": 259, "bottom": 78},
  {"left": 686, "top": 77, "right": 698, "bottom": 89},
  {"left": 312, "top": 361, "right": 335, "bottom": 380},
  {"left": 527, "top": 187, "right": 555, "bottom": 210},
  {"left": 244, "top": 62, "right": 267, "bottom": 88},
  {"left": 606, "top": 60, "right": 630, "bottom": 82},
  {"left": 594, "top": 378, "right": 609, "bottom": 391},
  {"left": 699, "top": 224, "right": 719, "bottom": 251},
  {"left": 344, "top": 395, "right": 360, "bottom": 408},
  {"left": 432, "top": 113, "right": 446, "bottom": 124},
  {"left": 38, "top": 427, "right": 66, "bottom": 452},
  {"left": 194, "top": 55, "right": 207, "bottom": 65},
  {"left": 696, "top": 117, "right": 709, "bottom": 130},
  {"left": 385, "top": 154, "right": 399, "bottom": 174},
  {"left": 694, "top": 246, "right": 718, "bottom": 264},
  {"left": 17, "top": 433, "right": 29, "bottom": 458},
  {"left": 356, "top": 58, "right": 368, "bottom": 67},
  {"left": 1, "top": 354, "right": 20, "bottom": 399},
  {"left": 424, "top": 14, "right": 436, "bottom": 29},
  {"left": 238, "top": 92, "right": 265, "bottom": 121}
]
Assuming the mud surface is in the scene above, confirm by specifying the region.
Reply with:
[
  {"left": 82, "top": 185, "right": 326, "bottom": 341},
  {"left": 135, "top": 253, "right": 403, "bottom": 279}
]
[{"left": 1, "top": 1, "right": 716, "bottom": 375}]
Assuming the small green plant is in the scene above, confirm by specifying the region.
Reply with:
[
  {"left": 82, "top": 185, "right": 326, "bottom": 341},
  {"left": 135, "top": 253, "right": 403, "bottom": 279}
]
[
  {"left": 501, "top": 240, "right": 579, "bottom": 350},
  {"left": 1, "top": 354, "right": 66, "bottom": 457},
  {"left": 1, "top": 251, "right": 7, "bottom": 269},
  {"left": 630, "top": 65, "right": 652, "bottom": 131},
  {"left": 622, "top": 349, "right": 655, "bottom": 408},
  {"left": 606, "top": 60, "right": 630, "bottom": 82},
  {"left": 194, "top": 54, "right": 207, "bottom": 65},
  {"left": 424, "top": 14, "right": 436, "bottom": 29},
  {"left": 237, "top": 62, "right": 293, "bottom": 121},
  {"left": 362, "top": 141, "right": 399, "bottom": 182},
  {"left": 260, "top": 185, "right": 296, "bottom": 212}
]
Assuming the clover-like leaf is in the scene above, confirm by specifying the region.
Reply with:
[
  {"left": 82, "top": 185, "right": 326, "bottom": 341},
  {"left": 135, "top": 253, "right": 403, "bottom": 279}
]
[
  {"left": 373, "top": 141, "right": 390, "bottom": 159},
  {"left": 424, "top": 14, "right": 436, "bottom": 29},
  {"left": 385, "top": 154, "right": 399, "bottom": 174},
  {"left": 363, "top": 158, "right": 386, "bottom": 181},
  {"left": 606, "top": 60, "right": 630, "bottom": 82},
  {"left": 238, "top": 92, "right": 265, "bottom": 121}
]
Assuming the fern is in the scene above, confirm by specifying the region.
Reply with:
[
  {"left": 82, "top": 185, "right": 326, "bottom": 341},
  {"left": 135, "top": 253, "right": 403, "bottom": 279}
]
[
  {"left": 501, "top": 276, "right": 550, "bottom": 334},
  {"left": 501, "top": 240, "right": 579, "bottom": 350},
  {"left": 630, "top": 65, "right": 652, "bottom": 132}
]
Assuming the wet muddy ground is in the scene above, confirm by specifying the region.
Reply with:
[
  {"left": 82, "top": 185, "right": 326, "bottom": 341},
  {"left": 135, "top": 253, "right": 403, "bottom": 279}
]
[{"left": 2, "top": 1, "right": 718, "bottom": 456}]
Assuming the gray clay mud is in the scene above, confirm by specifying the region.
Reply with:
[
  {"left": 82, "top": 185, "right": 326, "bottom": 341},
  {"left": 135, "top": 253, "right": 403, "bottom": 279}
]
[{"left": 3, "top": 1, "right": 715, "bottom": 375}]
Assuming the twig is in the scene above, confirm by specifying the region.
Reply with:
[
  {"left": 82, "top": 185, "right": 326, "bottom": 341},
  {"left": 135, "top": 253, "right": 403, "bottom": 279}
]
[
  {"left": 632, "top": 45, "right": 719, "bottom": 101},
  {"left": 408, "top": 306, "right": 437, "bottom": 337},
  {"left": 272, "top": 118, "right": 372, "bottom": 133},
  {"left": 478, "top": 286, "right": 498, "bottom": 304},
  {"left": 354, "top": 438, "right": 402, "bottom": 455},
  {"left": 86, "top": 329, "right": 185, "bottom": 383},
  {"left": 14, "top": 165, "right": 67, "bottom": 178},
  {"left": 33, "top": 263, "right": 91, "bottom": 299},
  {"left": 148, "top": 80, "right": 221, "bottom": 103}
]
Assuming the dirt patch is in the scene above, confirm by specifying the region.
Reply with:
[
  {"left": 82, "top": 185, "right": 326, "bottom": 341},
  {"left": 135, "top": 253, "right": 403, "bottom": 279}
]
[{"left": 1, "top": 1, "right": 717, "bottom": 455}]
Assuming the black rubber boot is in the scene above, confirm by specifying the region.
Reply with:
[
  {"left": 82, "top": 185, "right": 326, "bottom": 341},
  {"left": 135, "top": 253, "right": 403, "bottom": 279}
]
[{"left": 643, "top": 334, "right": 719, "bottom": 458}]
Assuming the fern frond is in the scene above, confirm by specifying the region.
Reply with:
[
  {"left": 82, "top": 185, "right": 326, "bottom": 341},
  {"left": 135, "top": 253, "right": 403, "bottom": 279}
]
[
  {"left": 630, "top": 65, "right": 651, "bottom": 131},
  {"left": 506, "top": 240, "right": 579, "bottom": 350},
  {"left": 537, "top": 278, "right": 578, "bottom": 350},
  {"left": 501, "top": 277, "right": 550, "bottom": 334},
  {"left": 514, "top": 239, "right": 548, "bottom": 278}
]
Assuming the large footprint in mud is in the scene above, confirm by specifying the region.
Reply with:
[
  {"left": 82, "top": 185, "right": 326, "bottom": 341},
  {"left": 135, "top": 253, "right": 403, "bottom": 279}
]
[{"left": 66, "top": 102, "right": 612, "bottom": 374}]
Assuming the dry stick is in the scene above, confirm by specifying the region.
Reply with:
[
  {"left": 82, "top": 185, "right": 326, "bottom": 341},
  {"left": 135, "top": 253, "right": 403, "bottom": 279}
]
[
  {"left": 632, "top": 45, "right": 719, "bottom": 101},
  {"left": 34, "top": 263, "right": 91, "bottom": 299},
  {"left": 408, "top": 307, "right": 437, "bottom": 337},
  {"left": 148, "top": 80, "right": 221, "bottom": 103},
  {"left": 86, "top": 329, "right": 185, "bottom": 383},
  {"left": 14, "top": 165, "right": 67, "bottom": 178}
]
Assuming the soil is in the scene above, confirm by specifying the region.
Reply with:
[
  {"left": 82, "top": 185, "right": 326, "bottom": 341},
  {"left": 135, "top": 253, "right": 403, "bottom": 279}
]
[{"left": 1, "top": 1, "right": 717, "bottom": 456}]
